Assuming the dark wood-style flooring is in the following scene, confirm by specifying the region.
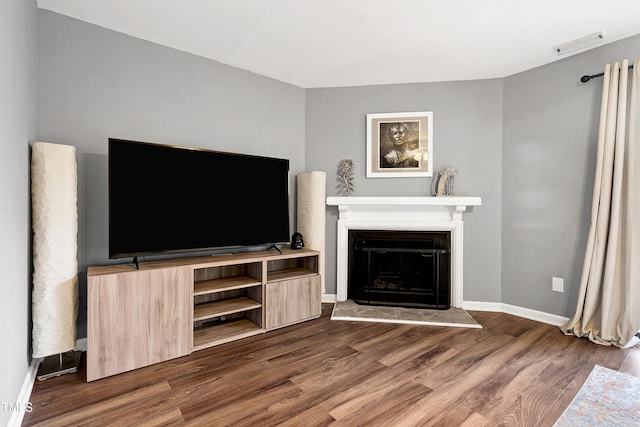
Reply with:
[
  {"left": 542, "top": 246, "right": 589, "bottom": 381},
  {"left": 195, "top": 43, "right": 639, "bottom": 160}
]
[{"left": 23, "top": 304, "right": 640, "bottom": 426}]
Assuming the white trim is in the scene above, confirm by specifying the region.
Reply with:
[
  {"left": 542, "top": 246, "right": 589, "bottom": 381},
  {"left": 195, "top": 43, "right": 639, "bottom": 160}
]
[
  {"left": 461, "top": 301, "right": 503, "bottom": 312},
  {"left": 7, "top": 337, "right": 87, "bottom": 426},
  {"left": 334, "top": 219, "right": 465, "bottom": 307},
  {"left": 326, "top": 196, "right": 481, "bottom": 310},
  {"left": 322, "top": 293, "right": 337, "bottom": 303},
  {"left": 366, "top": 111, "right": 434, "bottom": 178},
  {"left": 7, "top": 357, "right": 41, "bottom": 427},
  {"left": 74, "top": 337, "right": 87, "bottom": 352},
  {"left": 501, "top": 303, "right": 569, "bottom": 327},
  {"left": 326, "top": 196, "right": 482, "bottom": 209},
  {"left": 462, "top": 301, "right": 570, "bottom": 327}
]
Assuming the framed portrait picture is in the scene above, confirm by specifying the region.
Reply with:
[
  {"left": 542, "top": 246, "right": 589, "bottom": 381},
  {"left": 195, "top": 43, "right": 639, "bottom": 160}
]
[{"left": 366, "top": 111, "right": 433, "bottom": 178}]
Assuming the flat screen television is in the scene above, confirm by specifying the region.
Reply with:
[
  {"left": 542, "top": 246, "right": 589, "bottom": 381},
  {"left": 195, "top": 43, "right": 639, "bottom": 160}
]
[{"left": 108, "top": 138, "right": 291, "bottom": 259}]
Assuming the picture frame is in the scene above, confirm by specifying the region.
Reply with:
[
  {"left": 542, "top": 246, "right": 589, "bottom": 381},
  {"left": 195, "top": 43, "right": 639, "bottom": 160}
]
[{"left": 366, "top": 111, "right": 433, "bottom": 178}]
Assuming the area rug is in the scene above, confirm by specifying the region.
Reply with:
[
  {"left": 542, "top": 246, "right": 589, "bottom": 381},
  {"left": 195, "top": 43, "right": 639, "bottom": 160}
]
[
  {"left": 554, "top": 364, "right": 640, "bottom": 426},
  {"left": 331, "top": 299, "right": 481, "bottom": 329}
]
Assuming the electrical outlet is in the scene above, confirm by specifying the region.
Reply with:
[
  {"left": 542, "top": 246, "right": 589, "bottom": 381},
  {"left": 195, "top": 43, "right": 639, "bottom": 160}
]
[{"left": 552, "top": 277, "right": 564, "bottom": 292}]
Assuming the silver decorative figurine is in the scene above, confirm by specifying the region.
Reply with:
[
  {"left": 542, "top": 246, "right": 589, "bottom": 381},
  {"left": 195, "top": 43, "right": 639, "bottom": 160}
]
[
  {"left": 336, "top": 159, "right": 354, "bottom": 196},
  {"left": 431, "top": 167, "right": 456, "bottom": 196}
]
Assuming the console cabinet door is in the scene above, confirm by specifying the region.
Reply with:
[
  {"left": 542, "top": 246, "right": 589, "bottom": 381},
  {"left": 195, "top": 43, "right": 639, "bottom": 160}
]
[
  {"left": 265, "top": 276, "right": 321, "bottom": 330},
  {"left": 87, "top": 266, "right": 192, "bottom": 381}
]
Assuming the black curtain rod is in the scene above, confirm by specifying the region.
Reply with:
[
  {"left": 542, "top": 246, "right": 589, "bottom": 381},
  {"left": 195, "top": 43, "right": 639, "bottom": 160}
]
[{"left": 580, "top": 64, "right": 634, "bottom": 83}]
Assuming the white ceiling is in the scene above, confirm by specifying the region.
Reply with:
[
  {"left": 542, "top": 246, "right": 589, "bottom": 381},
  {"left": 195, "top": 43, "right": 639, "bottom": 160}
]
[{"left": 36, "top": 0, "right": 640, "bottom": 88}]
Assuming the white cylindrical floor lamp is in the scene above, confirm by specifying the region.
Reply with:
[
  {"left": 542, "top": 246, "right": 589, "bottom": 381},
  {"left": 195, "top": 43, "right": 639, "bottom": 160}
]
[
  {"left": 31, "top": 141, "right": 80, "bottom": 380},
  {"left": 296, "top": 171, "right": 326, "bottom": 293}
]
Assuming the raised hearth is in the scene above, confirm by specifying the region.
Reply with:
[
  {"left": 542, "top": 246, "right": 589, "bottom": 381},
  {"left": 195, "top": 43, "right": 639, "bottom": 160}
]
[
  {"left": 331, "top": 300, "right": 481, "bottom": 328},
  {"left": 326, "top": 196, "right": 481, "bottom": 308}
]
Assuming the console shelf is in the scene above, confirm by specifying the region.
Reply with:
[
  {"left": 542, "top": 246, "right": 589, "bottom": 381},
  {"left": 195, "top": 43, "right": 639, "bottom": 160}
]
[
  {"left": 267, "top": 267, "right": 317, "bottom": 283},
  {"left": 194, "top": 297, "right": 262, "bottom": 321},
  {"left": 194, "top": 276, "right": 261, "bottom": 296},
  {"left": 87, "top": 248, "right": 321, "bottom": 381},
  {"left": 193, "top": 318, "right": 263, "bottom": 350}
]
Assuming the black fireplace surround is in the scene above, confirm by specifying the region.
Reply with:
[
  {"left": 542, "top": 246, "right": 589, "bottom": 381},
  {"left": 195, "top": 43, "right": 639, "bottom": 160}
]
[{"left": 348, "top": 230, "right": 451, "bottom": 310}]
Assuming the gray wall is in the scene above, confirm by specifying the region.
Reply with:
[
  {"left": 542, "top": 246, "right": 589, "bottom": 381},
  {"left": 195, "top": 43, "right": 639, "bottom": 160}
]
[
  {"left": 502, "top": 33, "right": 640, "bottom": 317},
  {"left": 37, "top": 10, "right": 306, "bottom": 338},
  {"left": 308, "top": 35, "right": 640, "bottom": 318},
  {"left": 33, "top": 8, "right": 640, "bottom": 349},
  {"left": 306, "top": 81, "right": 504, "bottom": 303},
  {"left": 1, "top": 0, "right": 37, "bottom": 424}
]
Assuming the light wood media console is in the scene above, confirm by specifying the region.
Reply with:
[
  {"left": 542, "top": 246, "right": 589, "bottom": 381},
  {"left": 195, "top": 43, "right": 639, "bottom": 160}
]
[{"left": 86, "top": 248, "right": 321, "bottom": 381}]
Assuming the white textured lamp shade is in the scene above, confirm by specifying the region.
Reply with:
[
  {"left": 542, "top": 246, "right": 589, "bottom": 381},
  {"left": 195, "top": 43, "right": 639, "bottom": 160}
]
[
  {"left": 296, "top": 171, "right": 326, "bottom": 292},
  {"left": 31, "top": 142, "right": 79, "bottom": 359}
]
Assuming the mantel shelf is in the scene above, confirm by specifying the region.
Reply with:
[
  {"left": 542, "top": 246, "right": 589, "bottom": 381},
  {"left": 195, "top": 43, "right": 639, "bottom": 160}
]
[
  {"left": 326, "top": 196, "right": 482, "bottom": 307},
  {"left": 326, "top": 196, "right": 482, "bottom": 223},
  {"left": 326, "top": 196, "right": 481, "bottom": 208}
]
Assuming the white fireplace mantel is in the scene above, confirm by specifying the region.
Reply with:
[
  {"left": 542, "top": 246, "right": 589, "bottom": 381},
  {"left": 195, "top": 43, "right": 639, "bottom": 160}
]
[{"left": 326, "top": 196, "right": 482, "bottom": 307}]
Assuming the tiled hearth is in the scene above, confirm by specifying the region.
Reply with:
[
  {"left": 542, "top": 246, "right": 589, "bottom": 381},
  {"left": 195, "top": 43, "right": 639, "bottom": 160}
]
[{"left": 331, "top": 300, "right": 481, "bottom": 328}]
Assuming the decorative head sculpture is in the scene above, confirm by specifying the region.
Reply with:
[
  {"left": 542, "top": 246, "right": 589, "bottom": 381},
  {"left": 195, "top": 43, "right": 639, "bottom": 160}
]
[{"left": 290, "top": 232, "right": 304, "bottom": 249}]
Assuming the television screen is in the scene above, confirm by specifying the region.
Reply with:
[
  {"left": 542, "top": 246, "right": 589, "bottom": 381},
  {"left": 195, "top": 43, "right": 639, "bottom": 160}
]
[{"left": 108, "top": 138, "right": 290, "bottom": 259}]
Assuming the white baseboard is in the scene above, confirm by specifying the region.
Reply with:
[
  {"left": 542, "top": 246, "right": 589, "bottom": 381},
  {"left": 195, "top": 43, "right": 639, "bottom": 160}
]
[
  {"left": 322, "top": 293, "right": 337, "bottom": 303},
  {"left": 462, "top": 301, "right": 570, "bottom": 326},
  {"left": 8, "top": 337, "right": 87, "bottom": 427},
  {"left": 7, "top": 357, "right": 41, "bottom": 427},
  {"left": 75, "top": 337, "right": 87, "bottom": 352},
  {"left": 501, "top": 303, "right": 570, "bottom": 326},
  {"left": 461, "top": 301, "right": 503, "bottom": 312}
]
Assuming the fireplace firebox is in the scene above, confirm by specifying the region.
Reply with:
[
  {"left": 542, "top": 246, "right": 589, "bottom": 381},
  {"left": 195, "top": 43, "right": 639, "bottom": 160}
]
[{"left": 348, "top": 230, "right": 451, "bottom": 309}]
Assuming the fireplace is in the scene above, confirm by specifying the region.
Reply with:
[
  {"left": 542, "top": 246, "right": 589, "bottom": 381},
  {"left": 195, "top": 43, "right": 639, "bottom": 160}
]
[
  {"left": 349, "top": 230, "right": 451, "bottom": 309},
  {"left": 326, "top": 196, "right": 482, "bottom": 308}
]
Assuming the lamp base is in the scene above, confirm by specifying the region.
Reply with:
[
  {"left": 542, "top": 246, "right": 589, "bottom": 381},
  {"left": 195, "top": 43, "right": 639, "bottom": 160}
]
[{"left": 36, "top": 351, "right": 82, "bottom": 381}]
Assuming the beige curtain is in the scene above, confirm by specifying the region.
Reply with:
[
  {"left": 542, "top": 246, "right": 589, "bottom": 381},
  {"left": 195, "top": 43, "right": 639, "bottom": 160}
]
[{"left": 561, "top": 58, "right": 640, "bottom": 348}]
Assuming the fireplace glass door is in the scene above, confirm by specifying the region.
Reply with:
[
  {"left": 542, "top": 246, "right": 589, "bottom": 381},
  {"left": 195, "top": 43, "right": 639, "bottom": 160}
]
[{"left": 348, "top": 230, "right": 451, "bottom": 309}]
